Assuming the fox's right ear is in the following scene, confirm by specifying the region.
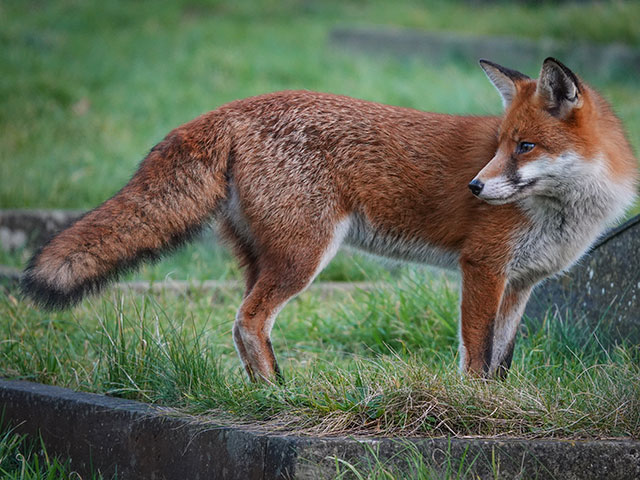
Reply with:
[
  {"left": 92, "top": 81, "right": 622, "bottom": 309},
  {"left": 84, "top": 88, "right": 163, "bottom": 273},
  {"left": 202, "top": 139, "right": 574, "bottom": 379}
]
[{"left": 479, "top": 59, "right": 530, "bottom": 109}]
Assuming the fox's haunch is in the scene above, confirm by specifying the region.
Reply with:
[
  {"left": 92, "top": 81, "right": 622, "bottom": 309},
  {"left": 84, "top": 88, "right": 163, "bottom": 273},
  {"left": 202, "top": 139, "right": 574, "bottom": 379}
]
[{"left": 21, "top": 113, "right": 231, "bottom": 310}]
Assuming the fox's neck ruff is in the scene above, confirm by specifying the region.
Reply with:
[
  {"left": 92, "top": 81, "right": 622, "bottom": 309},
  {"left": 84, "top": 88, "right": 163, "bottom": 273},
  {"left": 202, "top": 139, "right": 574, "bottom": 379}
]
[{"left": 508, "top": 152, "right": 637, "bottom": 287}]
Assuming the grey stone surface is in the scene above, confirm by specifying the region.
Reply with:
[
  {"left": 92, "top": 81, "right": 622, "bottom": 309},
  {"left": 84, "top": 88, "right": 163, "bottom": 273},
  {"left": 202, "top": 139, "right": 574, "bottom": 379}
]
[
  {"left": 293, "top": 436, "right": 640, "bottom": 480},
  {"left": 330, "top": 28, "right": 640, "bottom": 79},
  {"left": 1, "top": 379, "right": 639, "bottom": 479},
  {"left": 526, "top": 215, "right": 640, "bottom": 343},
  {"left": 0, "top": 209, "right": 83, "bottom": 251}
]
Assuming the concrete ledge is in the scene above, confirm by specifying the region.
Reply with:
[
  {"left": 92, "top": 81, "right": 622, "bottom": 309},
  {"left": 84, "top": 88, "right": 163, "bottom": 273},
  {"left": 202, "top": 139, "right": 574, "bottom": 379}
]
[{"left": 1, "top": 379, "right": 638, "bottom": 479}]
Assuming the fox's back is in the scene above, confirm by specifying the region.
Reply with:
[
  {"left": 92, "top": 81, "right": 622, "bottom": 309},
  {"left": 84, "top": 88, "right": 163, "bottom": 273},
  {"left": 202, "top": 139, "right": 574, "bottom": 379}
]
[{"left": 221, "top": 91, "right": 504, "bottom": 255}]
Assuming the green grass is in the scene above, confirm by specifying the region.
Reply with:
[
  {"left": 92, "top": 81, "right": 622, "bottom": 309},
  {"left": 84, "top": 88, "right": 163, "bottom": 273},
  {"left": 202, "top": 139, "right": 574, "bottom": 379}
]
[
  {"left": 2, "top": 0, "right": 640, "bottom": 211},
  {"left": 2, "top": 269, "right": 638, "bottom": 440},
  {"left": 0, "top": 248, "right": 27, "bottom": 270}
]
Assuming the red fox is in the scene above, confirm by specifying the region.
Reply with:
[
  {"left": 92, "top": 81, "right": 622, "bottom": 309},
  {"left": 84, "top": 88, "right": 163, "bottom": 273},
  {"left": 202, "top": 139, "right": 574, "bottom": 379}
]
[{"left": 22, "top": 58, "right": 638, "bottom": 381}]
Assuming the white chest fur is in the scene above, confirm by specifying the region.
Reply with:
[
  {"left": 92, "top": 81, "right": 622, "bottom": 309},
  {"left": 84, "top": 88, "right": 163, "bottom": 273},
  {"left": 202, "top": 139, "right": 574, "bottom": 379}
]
[{"left": 508, "top": 155, "right": 636, "bottom": 287}]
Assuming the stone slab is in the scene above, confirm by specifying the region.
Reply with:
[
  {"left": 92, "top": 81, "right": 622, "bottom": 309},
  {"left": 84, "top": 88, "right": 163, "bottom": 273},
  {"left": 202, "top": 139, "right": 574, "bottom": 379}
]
[
  {"left": 526, "top": 215, "right": 640, "bottom": 343},
  {"left": 330, "top": 27, "right": 640, "bottom": 79},
  {"left": 0, "top": 379, "right": 638, "bottom": 479}
]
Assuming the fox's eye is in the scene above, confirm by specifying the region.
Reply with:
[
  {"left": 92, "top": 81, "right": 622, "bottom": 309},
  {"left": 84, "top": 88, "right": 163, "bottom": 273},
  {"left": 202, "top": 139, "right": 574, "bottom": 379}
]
[{"left": 516, "top": 142, "right": 535, "bottom": 154}]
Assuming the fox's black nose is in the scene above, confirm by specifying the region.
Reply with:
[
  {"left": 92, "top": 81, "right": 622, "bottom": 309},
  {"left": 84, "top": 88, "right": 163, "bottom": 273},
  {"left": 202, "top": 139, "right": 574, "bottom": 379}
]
[{"left": 468, "top": 179, "right": 484, "bottom": 196}]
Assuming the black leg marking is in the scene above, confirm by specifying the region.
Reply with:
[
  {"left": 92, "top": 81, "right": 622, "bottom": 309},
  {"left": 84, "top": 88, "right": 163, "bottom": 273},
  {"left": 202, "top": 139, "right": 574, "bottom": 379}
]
[
  {"left": 266, "top": 338, "right": 284, "bottom": 385},
  {"left": 482, "top": 320, "right": 495, "bottom": 375},
  {"left": 496, "top": 339, "right": 516, "bottom": 380}
]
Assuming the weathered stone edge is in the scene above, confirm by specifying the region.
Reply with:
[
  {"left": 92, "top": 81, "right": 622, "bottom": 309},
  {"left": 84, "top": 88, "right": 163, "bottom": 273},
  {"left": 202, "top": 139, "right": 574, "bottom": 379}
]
[
  {"left": 0, "top": 209, "right": 84, "bottom": 251},
  {"left": 525, "top": 213, "right": 640, "bottom": 342},
  {"left": 1, "top": 379, "right": 638, "bottom": 479},
  {"left": 592, "top": 213, "right": 640, "bottom": 249}
]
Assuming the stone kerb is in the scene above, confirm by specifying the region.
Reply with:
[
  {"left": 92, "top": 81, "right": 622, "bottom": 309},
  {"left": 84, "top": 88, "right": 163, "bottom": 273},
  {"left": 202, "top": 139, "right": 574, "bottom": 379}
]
[{"left": 1, "top": 379, "right": 638, "bottom": 479}]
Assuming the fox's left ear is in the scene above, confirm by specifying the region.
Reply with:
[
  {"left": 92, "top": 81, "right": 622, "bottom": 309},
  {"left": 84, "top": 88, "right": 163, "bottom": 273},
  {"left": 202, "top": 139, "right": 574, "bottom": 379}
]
[
  {"left": 536, "top": 57, "right": 583, "bottom": 119},
  {"left": 479, "top": 59, "right": 530, "bottom": 109}
]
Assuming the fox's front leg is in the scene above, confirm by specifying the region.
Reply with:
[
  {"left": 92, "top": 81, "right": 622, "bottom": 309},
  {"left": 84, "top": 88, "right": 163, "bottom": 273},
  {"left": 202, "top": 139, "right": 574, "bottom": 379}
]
[
  {"left": 458, "top": 257, "right": 507, "bottom": 376},
  {"left": 458, "top": 256, "right": 532, "bottom": 377}
]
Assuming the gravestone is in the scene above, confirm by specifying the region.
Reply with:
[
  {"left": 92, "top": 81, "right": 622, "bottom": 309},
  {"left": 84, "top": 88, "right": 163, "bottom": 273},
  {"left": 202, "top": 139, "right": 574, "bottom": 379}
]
[
  {"left": 0, "top": 209, "right": 83, "bottom": 251},
  {"left": 526, "top": 215, "right": 640, "bottom": 343}
]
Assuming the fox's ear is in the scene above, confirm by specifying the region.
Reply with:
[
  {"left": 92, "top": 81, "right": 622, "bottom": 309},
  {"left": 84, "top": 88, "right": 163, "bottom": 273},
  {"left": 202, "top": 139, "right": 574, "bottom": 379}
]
[
  {"left": 479, "top": 59, "right": 530, "bottom": 109},
  {"left": 536, "top": 57, "right": 583, "bottom": 119}
]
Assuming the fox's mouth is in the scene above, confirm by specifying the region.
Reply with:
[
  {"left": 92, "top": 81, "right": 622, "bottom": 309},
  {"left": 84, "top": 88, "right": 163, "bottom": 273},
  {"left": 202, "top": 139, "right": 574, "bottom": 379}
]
[
  {"left": 520, "top": 179, "right": 538, "bottom": 189},
  {"left": 480, "top": 179, "right": 538, "bottom": 204}
]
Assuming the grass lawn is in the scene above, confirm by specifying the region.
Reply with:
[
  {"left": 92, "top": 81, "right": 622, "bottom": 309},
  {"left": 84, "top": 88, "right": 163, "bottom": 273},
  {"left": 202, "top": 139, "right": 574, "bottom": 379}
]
[
  {"left": 1, "top": 2, "right": 639, "bottom": 473},
  {"left": 2, "top": 272, "right": 639, "bottom": 440}
]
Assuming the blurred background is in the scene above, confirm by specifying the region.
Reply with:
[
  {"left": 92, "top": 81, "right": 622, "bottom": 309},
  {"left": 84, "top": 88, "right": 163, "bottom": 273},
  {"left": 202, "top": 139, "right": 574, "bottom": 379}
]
[{"left": 2, "top": 0, "right": 639, "bottom": 280}]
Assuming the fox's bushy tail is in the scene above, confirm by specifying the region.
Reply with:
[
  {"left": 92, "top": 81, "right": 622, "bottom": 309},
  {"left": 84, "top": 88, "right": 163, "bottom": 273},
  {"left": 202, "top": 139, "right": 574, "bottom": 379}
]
[{"left": 21, "top": 113, "right": 232, "bottom": 310}]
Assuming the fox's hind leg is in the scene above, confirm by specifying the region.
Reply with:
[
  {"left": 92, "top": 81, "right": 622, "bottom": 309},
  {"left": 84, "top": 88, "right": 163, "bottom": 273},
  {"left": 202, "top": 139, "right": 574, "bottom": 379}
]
[
  {"left": 218, "top": 219, "right": 262, "bottom": 380},
  {"left": 232, "top": 218, "right": 350, "bottom": 383},
  {"left": 233, "top": 256, "right": 331, "bottom": 383},
  {"left": 233, "top": 259, "right": 261, "bottom": 380},
  {"left": 233, "top": 267, "right": 304, "bottom": 383}
]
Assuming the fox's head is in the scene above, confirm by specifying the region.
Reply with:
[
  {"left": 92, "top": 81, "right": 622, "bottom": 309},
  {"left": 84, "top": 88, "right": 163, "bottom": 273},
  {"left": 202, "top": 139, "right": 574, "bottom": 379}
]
[{"left": 469, "top": 57, "right": 599, "bottom": 205}]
